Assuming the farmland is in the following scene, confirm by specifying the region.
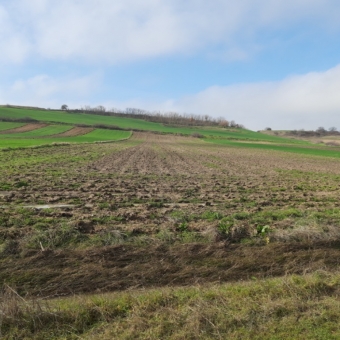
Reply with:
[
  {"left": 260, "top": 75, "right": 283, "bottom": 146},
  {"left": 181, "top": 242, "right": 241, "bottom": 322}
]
[
  {"left": 2, "top": 123, "right": 340, "bottom": 338},
  {"left": 0, "top": 122, "right": 25, "bottom": 131},
  {"left": 0, "top": 121, "right": 131, "bottom": 149},
  {"left": 0, "top": 106, "right": 302, "bottom": 142}
]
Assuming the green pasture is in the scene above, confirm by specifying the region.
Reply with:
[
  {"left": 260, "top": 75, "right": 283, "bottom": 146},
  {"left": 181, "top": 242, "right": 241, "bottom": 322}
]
[
  {"left": 0, "top": 106, "right": 299, "bottom": 143},
  {"left": 0, "top": 127, "right": 131, "bottom": 149},
  {"left": 0, "top": 122, "right": 24, "bottom": 131},
  {"left": 207, "top": 138, "right": 340, "bottom": 158}
]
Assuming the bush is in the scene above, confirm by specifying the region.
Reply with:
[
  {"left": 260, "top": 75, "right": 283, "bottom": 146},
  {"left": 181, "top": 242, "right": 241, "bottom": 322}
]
[{"left": 191, "top": 133, "right": 204, "bottom": 138}]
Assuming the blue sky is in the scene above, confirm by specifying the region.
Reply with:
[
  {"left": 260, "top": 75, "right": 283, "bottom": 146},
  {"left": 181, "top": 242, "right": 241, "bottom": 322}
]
[{"left": 1, "top": 0, "right": 340, "bottom": 130}]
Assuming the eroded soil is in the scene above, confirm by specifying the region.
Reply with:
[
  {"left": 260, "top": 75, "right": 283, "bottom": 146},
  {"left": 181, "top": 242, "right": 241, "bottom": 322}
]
[
  {"left": 52, "top": 126, "right": 94, "bottom": 137},
  {"left": 2, "top": 132, "right": 340, "bottom": 296}
]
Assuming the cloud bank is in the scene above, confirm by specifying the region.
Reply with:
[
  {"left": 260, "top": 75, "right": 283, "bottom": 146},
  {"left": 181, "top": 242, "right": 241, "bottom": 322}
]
[
  {"left": 1, "top": 0, "right": 340, "bottom": 64},
  {"left": 0, "top": 74, "right": 100, "bottom": 109},
  {"left": 167, "top": 65, "right": 340, "bottom": 130}
]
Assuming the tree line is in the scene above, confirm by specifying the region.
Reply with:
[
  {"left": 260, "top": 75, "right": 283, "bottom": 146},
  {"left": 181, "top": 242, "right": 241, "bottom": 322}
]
[
  {"left": 61, "top": 104, "right": 244, "bottom": 128},
  {"left": 287, "top": 126, "right": 339, "bottom": 137}
]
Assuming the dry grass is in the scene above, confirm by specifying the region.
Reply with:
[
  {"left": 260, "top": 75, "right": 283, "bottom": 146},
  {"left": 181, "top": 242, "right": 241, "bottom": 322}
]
[
  {"left": 1, "top": 272, "right": 340, "bottom": 339},
  {"left": 270, "top": 224, "right": 340, "bottom": 243}
]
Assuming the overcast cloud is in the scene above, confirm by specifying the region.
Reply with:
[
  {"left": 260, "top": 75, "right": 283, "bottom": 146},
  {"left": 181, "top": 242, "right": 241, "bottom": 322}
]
[{"left": 1, "top": 0, "right": 339, "bottom": 63}]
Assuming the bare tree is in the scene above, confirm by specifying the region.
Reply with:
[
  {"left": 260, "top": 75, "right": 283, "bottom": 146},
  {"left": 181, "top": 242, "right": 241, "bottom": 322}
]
[
  {"left": 219, "top": 120, "right": 229, "bottom": 128},
  {"left": 61, "top": 104, "right": 68, "bottom": 110},
  {"left": 316, "top": 127, "right": 326, "bottom": 135},
  {"left": 96, "top": 105, "right": 106, "bottom": 112}
]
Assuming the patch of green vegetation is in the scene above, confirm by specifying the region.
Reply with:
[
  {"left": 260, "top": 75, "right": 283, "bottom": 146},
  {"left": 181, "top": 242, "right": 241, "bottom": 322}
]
[
  {"left": 0, "top": 182, "right": 12, "bottom": 190},
  {"left": 201, "top": 210, "right": 224, "bottom": 221},
  {"left": 251, "top": 208, "right": 304, "bottom": 225},
  {"left": 0, "top": 127, "right": 131, "bottom": 149},
  {"left": 0, "top": 122, "right": 24, "bottom": 131},
  {"left": 218, "top": 220, "right": 233, "bottom": 234},
  {"left": 27, "top": 224, "right": 88, "bottom": 249},
  {"left": 207, "top": 138, "right": 340, "bottom": 158}
]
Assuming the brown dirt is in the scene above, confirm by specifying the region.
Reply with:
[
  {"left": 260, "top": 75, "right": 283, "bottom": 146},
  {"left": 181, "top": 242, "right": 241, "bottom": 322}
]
[
  {"left": 0, "top": 123, "right": 48, "bottom": 134},
  {"left": 2, "top": 132, "right": 340, "bottom": 297},
  {"left": 3, "top": 241, "right": 340, "bottom": 297},
  {"left": 51, "top": 126, "right": 94, "bottom": 137}
]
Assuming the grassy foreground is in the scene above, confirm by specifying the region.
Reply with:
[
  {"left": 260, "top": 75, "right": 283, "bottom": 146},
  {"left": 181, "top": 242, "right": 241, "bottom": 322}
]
[{"left": 2, "top": 272, "right": 340, "bottom": 339}]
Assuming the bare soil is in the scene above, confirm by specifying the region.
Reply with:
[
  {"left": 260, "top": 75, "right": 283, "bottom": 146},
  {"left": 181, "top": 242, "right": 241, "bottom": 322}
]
[
  {"left": 51, "top": 126, "right": 94, "bottom": 137},
  {"left": 2, "top": 132, "right": 340, "bottom": 297},
  {"left": 2, "top": 242, "right": 340, "bottom": 297}
]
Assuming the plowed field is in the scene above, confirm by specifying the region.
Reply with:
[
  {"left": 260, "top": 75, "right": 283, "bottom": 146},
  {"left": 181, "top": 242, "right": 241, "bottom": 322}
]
[
  {"left": 2, "top": 132, "right": 340, "bottom": 297},
  {"left": 51, "top": 126, "right": 94, "bottom": 137}
]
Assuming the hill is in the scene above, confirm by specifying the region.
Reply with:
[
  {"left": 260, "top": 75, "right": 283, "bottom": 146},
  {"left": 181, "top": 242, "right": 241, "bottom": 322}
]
[
  {"left": 2, "top": 106, "right": 340, "bottom": 338},
  {"left": 0, "top": 106, "right": 307, "bottom": 150},
  {"left": 2, "top": 106, "right": 339, "bottom": 160}
]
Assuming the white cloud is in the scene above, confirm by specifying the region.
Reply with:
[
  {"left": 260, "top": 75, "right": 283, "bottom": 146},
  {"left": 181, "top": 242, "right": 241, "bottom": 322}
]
[
  {"left": 0, "top": 5, "right": 31, "bottom": 64},
  {"left": 166, "top": 64, "right": 340, "bottom": 130},
  {"left": 1, "top": 73, "right": 101, "bottom": 108},
  {"left": 0, "top": 0, "right": 339, "bottom": 64}
]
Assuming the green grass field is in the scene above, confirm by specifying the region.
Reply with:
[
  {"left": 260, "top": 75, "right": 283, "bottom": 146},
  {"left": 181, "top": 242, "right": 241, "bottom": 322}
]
[
  {"left": 0, "top": 122, "right": 25, "bottom": 131},
  {"left": 0, "top": 125, "right": 72, "bottom": 138},
  {"left": 207, "top": 138, "right": 340, "bottom": 159},
  {"left": 0, "top": 125, "right": 131, "bottom": 149}
]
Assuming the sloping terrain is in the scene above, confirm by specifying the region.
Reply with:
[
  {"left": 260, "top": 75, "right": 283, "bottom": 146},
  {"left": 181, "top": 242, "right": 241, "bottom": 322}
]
[{"left": 51, "top": 126, "right": 94, "bottom": 137}]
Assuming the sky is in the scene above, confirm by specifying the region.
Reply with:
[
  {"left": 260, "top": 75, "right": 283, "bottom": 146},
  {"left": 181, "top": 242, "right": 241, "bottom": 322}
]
[{"left": 1, "top": 0, "right": 340, "bottom": 130}]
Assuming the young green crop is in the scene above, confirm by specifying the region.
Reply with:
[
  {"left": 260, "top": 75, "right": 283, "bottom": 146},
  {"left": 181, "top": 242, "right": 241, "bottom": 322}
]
[
  {"left": 0, "top": 122, "right": 25, "bottom": 131},
  {"left": 0, "top": 125, "right": 72, "bottom": 138},
  {"left": 207, "top": 138, "right": 340, "bottom": 158},
  {"left": 0, "top": 129, "right": 131, "bottom": 149}
]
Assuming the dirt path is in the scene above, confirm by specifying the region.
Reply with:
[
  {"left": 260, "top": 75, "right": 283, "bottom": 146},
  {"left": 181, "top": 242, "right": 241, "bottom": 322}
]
[{"left": 0, "top": 123, "right": 48, "bottom": 134}]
